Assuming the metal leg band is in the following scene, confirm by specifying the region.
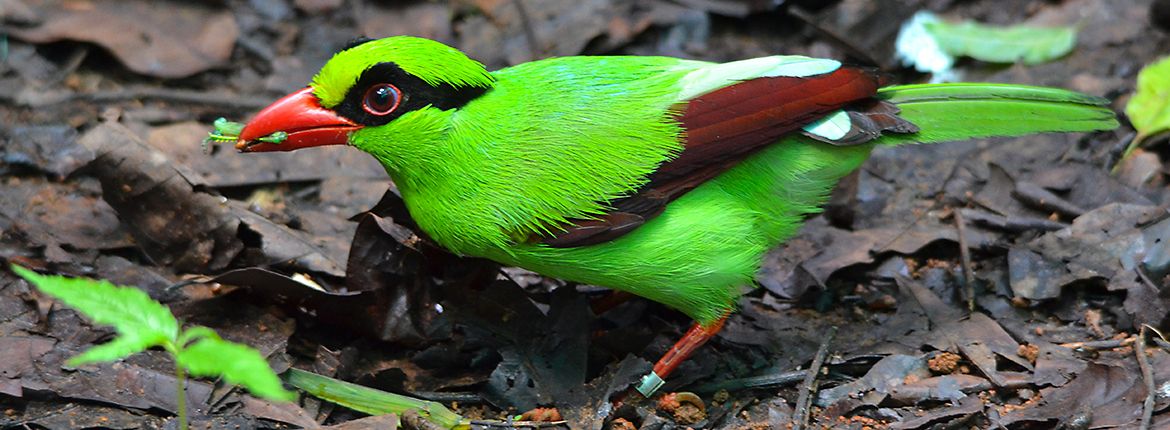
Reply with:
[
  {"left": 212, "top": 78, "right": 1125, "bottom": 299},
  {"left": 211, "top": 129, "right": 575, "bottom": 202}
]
[{"left": 635, "top": 371, "right": 665, "bottom": 397}]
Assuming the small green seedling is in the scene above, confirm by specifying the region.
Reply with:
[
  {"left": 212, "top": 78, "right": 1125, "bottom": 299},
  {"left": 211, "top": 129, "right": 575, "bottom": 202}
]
[
  {"left": 11, "top": 265, "right": 295, "bottom": 430},
  {"left": 1120, "top": 56, "right": 1170, "bottom": 165},
  {"left": 202, "top": 117, "right": 286, "bottom": 154}
]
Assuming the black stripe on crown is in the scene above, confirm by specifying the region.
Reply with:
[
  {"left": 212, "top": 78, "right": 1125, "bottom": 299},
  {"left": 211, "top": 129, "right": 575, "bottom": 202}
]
[
  {"left": 333, "top": 62, "right": 490, "bottom": 127},
  {"left": 341, "top": 37, "right": 376, "bottom": 52}
]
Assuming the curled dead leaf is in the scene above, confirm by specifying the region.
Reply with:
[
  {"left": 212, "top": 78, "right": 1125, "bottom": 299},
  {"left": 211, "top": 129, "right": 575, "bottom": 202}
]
[{"left": 7, "top": 0, "right": 237, "bottom": 78}]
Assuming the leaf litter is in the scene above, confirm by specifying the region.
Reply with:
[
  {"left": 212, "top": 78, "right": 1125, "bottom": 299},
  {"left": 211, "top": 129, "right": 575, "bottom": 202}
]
[
  {"left": 1, "top": 0, "right": 1169, "bottom": 428},
  {"left": 5, "top": 0, "right": 238, "bottom": 79}
]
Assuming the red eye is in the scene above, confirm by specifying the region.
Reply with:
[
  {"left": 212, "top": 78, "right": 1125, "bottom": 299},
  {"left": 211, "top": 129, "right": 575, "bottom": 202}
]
[{"left": 362, "top": 83, "right": 401, "bottom": 115}]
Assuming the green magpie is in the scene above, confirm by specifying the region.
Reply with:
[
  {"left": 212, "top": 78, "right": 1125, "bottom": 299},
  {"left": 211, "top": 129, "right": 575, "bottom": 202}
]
[{"left": 236, "top": 36, "right": 1117, "bottom": 398}]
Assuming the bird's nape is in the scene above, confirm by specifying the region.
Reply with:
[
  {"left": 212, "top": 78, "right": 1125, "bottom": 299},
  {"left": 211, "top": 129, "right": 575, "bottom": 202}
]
[{"left": 236, "top": 87, "right": 361, "bottom": 152}]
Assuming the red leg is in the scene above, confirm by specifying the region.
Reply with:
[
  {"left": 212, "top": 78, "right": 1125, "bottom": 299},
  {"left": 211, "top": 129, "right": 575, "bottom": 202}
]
[
  {"left": 590, "top": 290, "right": 634, "bottom": 316},
  {"left": 635, "top": 313, "right": 729, "bottom": 397}
]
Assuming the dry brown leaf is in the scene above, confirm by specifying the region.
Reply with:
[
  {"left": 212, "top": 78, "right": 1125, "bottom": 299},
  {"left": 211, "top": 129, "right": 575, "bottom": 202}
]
[
  {"left": 457, "top": 0, "right": 683, "bottom": 68},
  {"left": 8, "top": 0, "right": 237, "bottom": 78},
  {"left": 358, "top": 2, "right": 453, "bottom": 42},
  {"left": 78, "top": 121, "right": 243, "bottom": 272}
]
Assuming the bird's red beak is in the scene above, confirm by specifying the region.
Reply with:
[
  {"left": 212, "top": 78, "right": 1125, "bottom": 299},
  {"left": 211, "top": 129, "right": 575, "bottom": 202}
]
[{"left": 236, "top": 87, "right": 361, "bottom": 152}]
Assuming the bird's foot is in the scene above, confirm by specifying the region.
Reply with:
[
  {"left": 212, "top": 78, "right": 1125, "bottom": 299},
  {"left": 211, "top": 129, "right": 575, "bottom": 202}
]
[
  {"left": 634, "top": 313, "right": 729, "bottom": 398},
  {"left": 518, "top": 407, "right": 563, "bottom": 422},
  {"left": 656, "top": 392, "right": 707, "bottom": 425}
]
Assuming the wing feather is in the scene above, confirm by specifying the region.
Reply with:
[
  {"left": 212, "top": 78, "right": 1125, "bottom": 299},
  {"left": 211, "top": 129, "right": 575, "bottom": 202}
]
[{"left": 539, "top": 65, "right": 910, "bottom": 247}]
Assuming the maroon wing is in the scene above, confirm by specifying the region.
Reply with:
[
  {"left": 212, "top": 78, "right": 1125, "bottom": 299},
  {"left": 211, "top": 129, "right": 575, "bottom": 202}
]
[{"left": 539, "top": 66, "right": 914, "bottom": 248}]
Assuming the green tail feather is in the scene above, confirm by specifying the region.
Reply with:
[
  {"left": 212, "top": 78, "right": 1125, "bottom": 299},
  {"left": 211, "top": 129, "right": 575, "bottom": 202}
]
[{"left": 875, "top": 83, "right": 1119, "bottom": 145}]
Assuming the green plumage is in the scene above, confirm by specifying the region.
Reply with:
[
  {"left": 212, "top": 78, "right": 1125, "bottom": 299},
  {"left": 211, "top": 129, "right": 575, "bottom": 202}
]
[
  {"left": 875, "top": 84, "right": 1119, "bottom": 144},
  {"left": 312, "top": 37, "right": 495, "bottom": 108},
  {"left": 355, "top": 56, "right": 692, "bottom": 253},
  {"left": 312, "top": 37, "right": 1116, "bottom": 325}
]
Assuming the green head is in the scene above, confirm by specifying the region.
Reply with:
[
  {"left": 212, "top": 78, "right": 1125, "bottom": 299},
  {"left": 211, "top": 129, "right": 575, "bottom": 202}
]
[
  {"left": 311, "top": 36, "right": 495, "bottom": 109},
  {"left": 236, "top": 36, "right": 493, "bottom": 154}
]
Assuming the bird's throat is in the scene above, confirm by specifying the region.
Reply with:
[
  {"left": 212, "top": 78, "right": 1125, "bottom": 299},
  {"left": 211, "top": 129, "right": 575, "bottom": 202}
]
[{"left": 349, "top": 107, "right": 455, "bottom": 185}]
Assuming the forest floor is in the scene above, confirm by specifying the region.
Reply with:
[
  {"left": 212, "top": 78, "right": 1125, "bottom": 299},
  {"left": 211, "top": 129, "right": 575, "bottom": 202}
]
[{"left": 2, "top": 0, "right": 1169, "bottom": 429}]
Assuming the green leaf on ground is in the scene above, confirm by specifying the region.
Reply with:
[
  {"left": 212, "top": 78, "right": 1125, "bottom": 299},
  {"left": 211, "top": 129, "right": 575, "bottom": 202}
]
[
  {"left": 924, "top": 18, "right": 1076, "bottom": 65},
  {"left": 69, "top": 333, "right": 169, "bottom": 365},
  {"left": 12, "top": 265, "right": 294, "bottom": 404},
  {"left": 1126, "top": 56, "right": 1170, "bottom": 145},
  {"left": 177, "top": 336, "right": 296, "bottom": 401},
  {"left": 897, "top": 11, "right": 1077, "bottom": 78},
  {"left": 11, "top": 265, "right": 179, "bottom": 362},
  {"left": 286, "top": 368, "right": 466, "bottom": 428}
]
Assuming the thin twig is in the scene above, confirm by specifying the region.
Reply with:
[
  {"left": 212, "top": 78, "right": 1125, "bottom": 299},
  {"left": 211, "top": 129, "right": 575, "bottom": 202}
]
[
  {"left": 1106, "top": 131, "right": 1138, "bottom": 172},
  {"left": 1012, "top": 182, "right": 1086, "bottom": 218},
  {"left": 1137, "top": 266, "right": 1163, "bottom": 295},
  {"left": 236, "top": 35, "right": 277, "bottom": 65},
  {"left": 512, "top": 0, "right": 541, "bottom": 60},
  {"left": 589, "top": 290, "right": 634, "bottom": 316},
  {"left": 959, "top": 208, "right": 1066, "bottom": 234},
  {"left": 6, "top": 86, "right": 274, "bottom": 110},
  {"left": 792, "top": 326, "right": 837, "bottom": 430},
  {"left": 411, "top": 391, "right": 483, "bottom": 404},
  {"left": 1136, "top": 268, "right": 1169, "bottom": 430},
  {"left": 84, "top": 87, "right": 272, "bottom": 110},
  {"left": 691, "top": 369, "right": 808, "bottom": 393},
  {"left": 786, "top": 6, "right": 882, "bottom": 68},
  {"left": 1057, "top": 337, "right": 1135, "bottom": 350},
  {"left": 46, "top": 46, "right": 89, "bottom": 87},
  {"left": 953, "top": 208, "right": 975, "bottom": 311},
  {"left": 1136, "top": 326, "right": 1154, "bottom": 430},
  {"left": 1153, "top": 336, "right": 1170, "bottom": 350}
]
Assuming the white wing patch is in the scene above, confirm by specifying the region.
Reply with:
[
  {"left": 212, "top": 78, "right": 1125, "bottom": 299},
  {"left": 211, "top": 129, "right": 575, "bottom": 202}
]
[
  {"left": 802, "top": 110, "right": 852, "bottom": 140},
  {"left": 675, "top": 56, "right": 841, "bottom": 101}
]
